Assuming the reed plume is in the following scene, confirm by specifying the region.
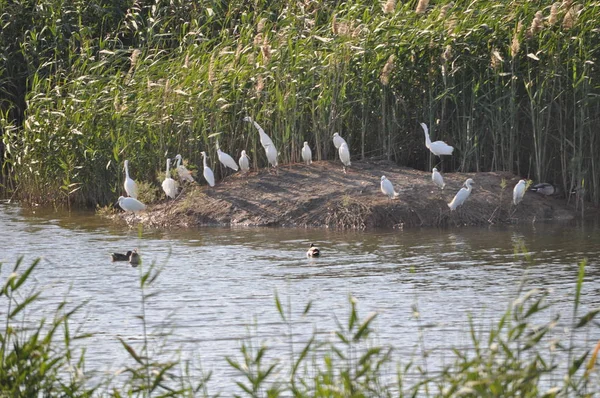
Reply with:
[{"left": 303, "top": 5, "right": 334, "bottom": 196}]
[
  {"left": 416, "top": 0, "right": 429, "bottom": 14},
  {"left": 548, "top": 2, "right": 561, "bottom": 25},
  {"left": 380, "top": 55, "right": 395, "bottom": 86},
  {"left": 510, "top": 21, "right": 522, "bottom": 58},
  {"left": 383, "top": 0, "right": 395, "bottom": 14}
]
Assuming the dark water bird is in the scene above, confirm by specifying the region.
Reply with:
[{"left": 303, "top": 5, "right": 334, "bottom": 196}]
[
  {"left": 529, "top": 183, "right": 557, "bottom": 196},
  {"left": 111, "top": 251, "right": 133, "bottom": 262},
  {"left": 306, "top": 243, "right": 320, "bottom": 258},
  {"left": 129, "top": 249, "right": 141, "bottom": 266}
]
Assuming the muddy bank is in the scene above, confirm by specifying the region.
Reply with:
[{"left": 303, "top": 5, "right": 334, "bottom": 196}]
[{"left": 111, "top": 160, "right": 580, "bottom": 230}]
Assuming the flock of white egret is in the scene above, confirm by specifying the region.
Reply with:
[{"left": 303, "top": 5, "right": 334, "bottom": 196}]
[{"left": 117, "top": 119, "right": 533, "bottom": 215}]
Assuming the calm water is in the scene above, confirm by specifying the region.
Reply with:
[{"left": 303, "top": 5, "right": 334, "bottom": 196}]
[{"left": 1, "top": 202, "right": 599, "bottom": 392}]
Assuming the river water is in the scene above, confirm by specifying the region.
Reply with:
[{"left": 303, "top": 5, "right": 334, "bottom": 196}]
[{"left": 1, "top": 202, "right": 599, "bottom": 393}]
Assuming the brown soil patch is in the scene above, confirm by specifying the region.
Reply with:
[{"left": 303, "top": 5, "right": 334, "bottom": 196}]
[{"left": 111, "top": 160, "right": 580, "bottom": 230}]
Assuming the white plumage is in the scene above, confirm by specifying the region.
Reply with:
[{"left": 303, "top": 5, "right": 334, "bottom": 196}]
[
  {"left": 301, "top": 141, "right": 312, "bottom": 165},
  {"left": 380, "top": 176, "right": 399, "bottom": 199},
  {"left": 513, "top": 179, "right": 527, "bottom": 205},
  {"left": 432, "top": 168, "right": 445, "bottom": 189},
  {"left": 123, "top": 160, "right": 138, "bottom": 199},
  {"left": 118, "top": 196, "right": 146, "bottom": 213},
  {"left": 162, "top": 158, "right": 179, "bottom": 199},
  {"left": 448, "top": 178, "right": 474, "bottom": 211},
  {"left": 217, "top": 147, "right": 239, "bottom": 171},
  {"left": 338, "top": 142, "right": 351, "bottom": 173},
  {"left": 239, "top": 150, "right": 250, "bottom": 173},
  {"left": 201, "top": 151, "right": 215, "bottom": 187},
  {"left": 243, "top": 116, "right": 274, "bottom": 149},
  {"left": 421, "top": 122, "right": 454, "bottom": 156},
  {"left": 333, "top": 133, "right": 347, "bottom": 149},
  {"left": 265, "top": 144, "right": 278, "bottom": 169},
  {"left": 174, "top": 154, "right": 194, "bottom": 183}
]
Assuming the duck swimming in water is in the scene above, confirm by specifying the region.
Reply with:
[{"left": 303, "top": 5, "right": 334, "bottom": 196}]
[
  {"left": 306, "top": 243, "right": 320, "bottom": 258},
  {"left": 111, "top": 251, "right": 133, "bottom": 262},
  {"left": 129, "top": 249, "right": 141, "bottom": 266}
]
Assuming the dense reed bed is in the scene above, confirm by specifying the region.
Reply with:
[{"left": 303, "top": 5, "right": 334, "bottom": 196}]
[
  {"left": 1, "top": 0, "right": 599, "bottom": 207},
  {"left": 2, "top": 255, "right": 599, "bottom": 396}
]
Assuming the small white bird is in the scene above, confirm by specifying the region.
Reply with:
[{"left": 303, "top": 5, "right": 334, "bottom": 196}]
[
  {"left": 420, "top": 122, "right": 454, "bottom": 157},
  {"left": 243, "top": 116, "right": 274, "bottom": 149},
  {"left": 513, "top": 179, "right": 527, "bottom": 205},
  {"left": 301, "top": 141, "right": 312, "bottom": 165},
  {"left": 239, "top": 150, "right": 250, "bottom": 173},
  {"left": 332, "top": 132, "right": 347, "bottom": 149},
  {"left": 162, "top": 158, "right": 179, "bottom": 199},
  {"left": 201, "top": 151, "right": 215, "bottom": 187},
  {"left": 432, "top": 168, "right": 445, "bottom": 189},
  {"left": 123, "top": 160, "right": 138, "bottom": 199},
  {"left": 338, "top": 142, "right": 351, "bottom": 173},
  {"left": 448, "top": 178, "right": 475, "bottom": 211},
  {"left": 117, "top": 196, "right": 146, "bottom": 213},
  {"left": 174, "top": 154, "right": 194, "bottom": 183},
  {"left": 216, "top": 142, "right": 239, "bottom": 171},
  {"left": 264, "top": 144, "right": 278, "bottom": 170},
  {"left": 380, "top": 176, "right": 399, "bottom": 200}
]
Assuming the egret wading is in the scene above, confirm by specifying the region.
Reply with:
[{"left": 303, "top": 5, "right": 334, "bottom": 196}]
[
  {"left": 306, "top": 243, "right": 320, "bottom": 258},
  {"left": 162, "top": 158, "right": 179, "bottom": 199},
  {"left": 333, "top": 133, "right": 347, "bottom": 149},
  {"left": 117, "top": 196, "right": 146, "bottom": 213},
  {"left": 243, "top": 116, "right": 274, "bottom": 149},
  {"left": 174, "top": 154, "right": 194, "bottom": 183},
  {"left": 380, "top": 176, "right": 399, "bottom": 200},
  {"left": 201, "top": 151, "right": 215, "bottom": 187},
  {"left": 420, "top": 123, "right": 454, "bottom": 157},
  {"left": 513, "top": 179, "right": 527, "bottom": 205},
  {"left": 217, "top": 141, "right": 239, "bottom": 172},
  {"left": 338, "top": 142, "right": 351, "bottom": 173},
  {"left": 239, "top": 150, "right": 250, "bottom": 173},
  {"left": 301, "top": 142, "right": 312, "bottom": 165},
  {"left": 448, "top": 178, "right": 474, "bottom": 211},
  {"left": 432, "top": 168, "right": 445, "bottom": 189},
  {"left": 123, "top": 160, "right": 138, "bottom": 199}
]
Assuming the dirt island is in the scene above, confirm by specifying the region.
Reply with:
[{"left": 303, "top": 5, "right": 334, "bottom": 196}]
[{"left": 109, "top": 160, "right": 583, "bottom": 230}]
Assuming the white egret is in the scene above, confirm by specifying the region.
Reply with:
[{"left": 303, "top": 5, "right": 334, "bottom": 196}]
[
  {"left": 162, "top": 158, "right": 179, "bottom": 199},
  {"left": 201, "top": 151, "right": 215, "bottom": 187},
  {"left": 380, "top": 176, "right": 399, "bottom": 200},
  {"left": 239, "top": 150, "right": 250, "bottom": 173},
  {"left": 338, "top": 142, "right": 351, "bottom": 173},
  {"left": 513, "top": 179, "right": 527, "bottom": 205},
  {"left": 174, "top": 154, "right": 194, "bottom": 183},
  {"left": 264, "top": 143, "right": 278, "bottom": 170},
  {"left": 243, "top": 116, "right": 274, "bottom": 149},
  {"left": 432, "top": 168, "right": 445, "bottom": 189},
  {"left": 216, "top": 144, "right": 239, "bottom": 172},
  {"left": 420, "top": 122, "right": 454, "bottom": 157},
  {"left": 306, "top": 243, "right": 320, "bottom": 258},
  {"left": 448, "top": 178, "right": 474, "bottom": 211},
  {"left": 117, "top": 196, "right": 146, "bottom": 213},
  {"left": 332, "top": 132, "right": 347, "bottom": 149},
  {"left": 529, "top": 182, "right": 556, "bottom": 196},
  {"left": 301, "top": 141, "right": 312, "bottom": 165},
  {"left": 123, "top": 160, "right": 138, "bottom": 199}
]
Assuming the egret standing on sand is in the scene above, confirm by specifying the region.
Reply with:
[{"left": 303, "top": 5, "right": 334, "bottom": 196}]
[
  {"left": 216, "top": 142, "right": 239, "bottom": 171},
  {"left": 243, "top": 116, "right": 274, "bottom": 149},
  {"left": 338, "top": 142, "right": 351, "bottom": 173},
  {"left": 448, "top": 178, "right": 474, "bottom": 211},
  {"left": 117, "top": 196, "right": 146, "bottom": 213},
  {"left": 264, "top": 143, "right": 278, "bottom": 171},
  {"left": 513, "top": 179, "right": 527, "bottom": 205},
  {"left": 301, "top": 142, "right": 312, "bottom": 165},
  {"left": 380, "top": 176, "right": 399, "bottom": 200},
  {"left": 162, "top": 158, "right": 179, "bottom": 199},
  {"left": 421, "top": 123, "right": 454, "bottom": 157},
  {"left": 174, "top": 154, "right": 194, "bottom": 183},
  {"left": 432, "top": 168, "right": 445, "bottom": 189},
  {"left": 239, "top": 150, "right": 250, "bottom": 173},
  {"left": 201, "top": 151, "right": 215, "bottom": 187},
  {"left": 123, "top": 160, "right": 138, "bottom": 199},
  {"left": 333, "top": 132, "right": 347, "bottom": 149}
]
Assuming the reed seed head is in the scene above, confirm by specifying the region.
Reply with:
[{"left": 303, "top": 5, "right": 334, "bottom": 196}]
[
  {"left": 438, "top": 2, "right": 454, "bottom": 20},
  {"left": 383, "top": 0, "right": 396, "bottom": 14},
  {"left": 441, "top": 45, "right": 452, "bottom": 62},
  {"left": 183, "top": 53, "right": 189, "bottom": 69},
  {"left": 380, "top": 55, "right": 395, "bottom": 86},
  {"left": 255, "top": 75, "right": 264, "bottom": 94},
  {"left": 562, "top": 4, "right": 581, "bottom": 30},
  {"left": 490, "top": 49, "right": 503, "bottom": 70},
  {"left": 416, "top": 0, "right": 429, "bottom": 14},
  {"left": 548, "top": 2, "right": 561, "bottom": 25},
  {"left": 527, "top": 11, "right": 544, "bottom": 38},
  {"left": 510, "top": 21, "right": 522, "bottom": 58}
]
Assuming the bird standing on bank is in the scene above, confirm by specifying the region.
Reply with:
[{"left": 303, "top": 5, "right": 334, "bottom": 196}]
[
  {"left": 448, "top": 178, "right": 474, "bottom": 211},
  {"left": 306, "top": 243, "right": 320, "bottom": 258},
  {"left": 216, "top": 142, "right": 239, "bottom": 172},
  {"left": 265, "top": 144, "right": 278, "bottom": 171},
  {"left": 123, "top": 160, "right": 138, "bottom": 199},
  {"left": 162, "top": 158, "right": 179, "bottom": 199},
  {"left": 432, "top": 168, "right": 445, "bottom": 189},
  {"left": 243, "top": 116, "right": 274, "bottom": 149},
  {"left": 333, "top": 133, "right": 347, "bottom": 149},
  {"left": 338, "top": 143, "right": 351, "bottom": 173},
  {"left": 174, "top": 154, "right": 194, "bottom": 183},
  {"left": 301, "top": 142, "right": 312, "bottom": 165},
  {"left": 421, "top": 123, "right": 454, "bottom": 157},
  {"left": 117, "top": 196, "right": 146, "bottom": 213},
  {"left": 239, "top": 150, "right": 250, "bottom": 173},
  {"left": 201, "top": 151, "right": 215, "bottom": 187},
  {"left": 380, "top": 176, "right": 399, "bottom": 200},
  {"left": 513, "top": 179, "right": 527, "bottom": 205}
]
